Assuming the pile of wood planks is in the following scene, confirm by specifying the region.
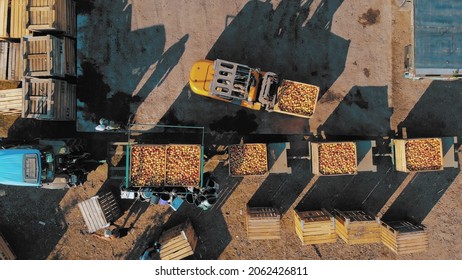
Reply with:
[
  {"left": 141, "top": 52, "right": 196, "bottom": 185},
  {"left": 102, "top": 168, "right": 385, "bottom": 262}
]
[
  {"left": 381, "top": 221, "right": 428, "bottom": 255},
  {"left": 293, "top": 209, "right": 337, "bottom": 245},
  {"left": 334, "top": 209, "right": 381, "bottom": 245},
  {"left": 159, "top": 220, "right": 198, "bottom": 260},
  {"left": 246, "top": 207, "right": 281, "bottom": 240},
  {"left": 0, "top": 88, "right": 22, "bottom": 115},
  {"left": 0, "top": 232, "right": 16, "bottom": 260},
  {"left": 22, "top": 77, "right": 76, "bottom": 120},
  {"left": 1, "top": 41, "right": 22, "bottom": 81}
]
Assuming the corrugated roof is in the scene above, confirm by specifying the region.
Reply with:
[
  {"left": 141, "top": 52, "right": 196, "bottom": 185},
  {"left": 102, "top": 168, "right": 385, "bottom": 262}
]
[{"left": 414, "top": 0, "right": 462, "bottom": 75}]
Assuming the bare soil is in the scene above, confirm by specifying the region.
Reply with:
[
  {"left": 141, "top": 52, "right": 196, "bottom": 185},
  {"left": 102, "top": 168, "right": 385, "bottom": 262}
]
[{"left": 1, "top": 0, "right": 461, "bottom": 260}]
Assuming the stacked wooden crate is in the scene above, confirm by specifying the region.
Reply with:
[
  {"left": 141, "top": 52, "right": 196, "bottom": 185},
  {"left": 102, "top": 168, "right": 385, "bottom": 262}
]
[
  {"left": 27, "top": 0, "right": 76, "bottom": 37},
  {"left": 10, "top": 0, "right": 30, "bottom": 38},
  {"left": 381, "top": 221, "right": 428, "bottom": 255},
  {"left": 9, "top": 0, "right": 76, "bottom": 38},
  {"left": 0, "top": 0, "right": 8, "bottom": 38},
  {"left": 0, "top": 41, "right": 22, "bottom": 81},
  {"left": 293, "top": 209, "right": 337, "bottom": 245},
  {"left": 159, "top": 220, "right": 198, "bottom": 260},
  {"left": 334, "top": 210, "right": 381, "bottom": 245},
  {"left": 0, "top": 88, "right": 23, "bottom": 115},
  {"left": 246, "top": 207, "right": 281, "bottom": 240},
  {"left": 22, "top": 77, "right": 76, "bottom": 120},
  {"left": 22, "top": 35, "right": 65, "bottom": 77},
  {"left": 0, "top": 232, "right": 16, "bottom": 260}
]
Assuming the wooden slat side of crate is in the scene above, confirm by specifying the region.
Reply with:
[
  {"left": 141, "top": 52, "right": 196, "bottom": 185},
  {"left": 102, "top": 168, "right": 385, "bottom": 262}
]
[
  {"left": 293, "top": 210, "right": 336, "bottom": 245},
  {"left": 0, "top": 41, "right": 7, "bottom": 79},
  {"left": 10, "top": 0, "right": 30, "bottom": 38},
  {"left": 8, "top": 42, "right": 22, "bottom": 80},
  {"left": 394, "top": 139, "right": 408, "bottom": 172},
  {"left": 310, "top": 142, "right": 320, "bottom": 175},
  {"left": 381, "top": 221, "right": 428, "bottom": 255},
  {"left": 0, "top": 232, "right": 16, "bottom": 260},
  {"left": 27, "top": 0, "right": 57, "bottom": 32},
  {"left": 247, "top": 207, "right": 281, "bottom": 240},
  {"left": 334, "top": 210, "right": 381, "bottom": 245},
  {"left": 63, "top": 36, "right": 75, "bottom": 76},
  {"left": 0, "top": 0, "right": 7, "bottom": 38},
  {"left": 97, "top": 192, "right": 121, "bottom": 223},
  {"left": 159, "top": 220, "right": 197, "bottom": 260},
  {"left": 67, "top": 0, "right": 76, "bottom": 37},
  {"left": 0, "top": 88, "right": 23, "bottom": 115}
]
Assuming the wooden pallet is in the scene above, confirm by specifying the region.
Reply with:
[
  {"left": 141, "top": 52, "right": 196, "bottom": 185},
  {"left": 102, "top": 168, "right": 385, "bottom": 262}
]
[
  {"left": 246, "top": 207, "right": 281, "bottom": 240},
  {"left": 0, "top": 88, "right": 22, "bottom": 115},
  {"left": 293, "top": 209, "right": 337, "bottom": 245},
  {"left": 0, "top": 232, "right": 16, "bottom": 260},
  {"left": 159, "top": 220, "right": 198, "bottom": 260},
  {"left": 78, "top": 192, "right": 121, "bottom": 233},
  {"left": 334, "top": 210, "right": 381, "bottom": 245},
  {"left": 26, "top": 0, "right": 76, "bottom": 37},
  {"left": 22, "top": 77, "right": 76, "bottom": 120},
  {"left": 22, "top": 35, "right": 65, "bottom": 77},
  {"left": 393, "top": 138, "right": 444, "bottom": 173},
  {"left": 10, "top": 0, "right": 30, "bottom": 38},
  {"left": 0, "top": 0, "right": 7, "bottom": 38},
  {"left": 381, "top": 221, "right": 428, "bottom": 255}
]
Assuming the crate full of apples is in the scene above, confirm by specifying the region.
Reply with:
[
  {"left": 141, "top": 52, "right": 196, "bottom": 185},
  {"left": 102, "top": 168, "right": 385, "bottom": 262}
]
[
  {"left": 404, "top": 138, "right": 443, "bottom": 171},
  {"left": 318, "top": 142, "right": 357, "bottom": 175},
  {"left": 229, "top": 144, "right": 268, "bottom": 176},
  {"left": 275, "top": 80, "right": 320, "bottom": 118},
  {"left": 130, "top": 145, "right": 166, "bottom": 187}
]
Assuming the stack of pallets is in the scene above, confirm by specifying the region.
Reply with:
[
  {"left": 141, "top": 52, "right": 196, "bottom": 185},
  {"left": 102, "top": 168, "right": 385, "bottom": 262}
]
[
  {"left": 334, "top": 210, "right": 381, "bottom": 245},
  {"left": 381, "top": 221, "right": 428, "bottom": 255},
  {"left": 0, "top": 88, "right": 22, "bottom": 115},
  {"left": 246, "top": 207, "right": 281, "bottom": 240},
  {"left": 159, "top": 220, "right": 198, "bottom": 260},
  {"left": 293, "top": 209, "right": 337, "bottom": 245}
]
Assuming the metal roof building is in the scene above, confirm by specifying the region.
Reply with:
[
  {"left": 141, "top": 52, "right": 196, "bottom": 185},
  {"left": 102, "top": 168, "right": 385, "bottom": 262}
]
[{"left": 406, "top": 1, "right": 462, "bottom": 79}]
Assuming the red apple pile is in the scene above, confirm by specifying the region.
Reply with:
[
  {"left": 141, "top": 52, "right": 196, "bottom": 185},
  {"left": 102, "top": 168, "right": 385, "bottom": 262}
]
[
  {"left": 405, "top": 139, "right": 443, "bottom": 171},
  {"left": 318, "top": 142, "right": 357, "bottom": 175}
]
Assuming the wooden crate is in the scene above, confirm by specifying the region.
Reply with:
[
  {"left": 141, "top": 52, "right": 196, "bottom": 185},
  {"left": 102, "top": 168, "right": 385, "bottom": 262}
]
[
  {"left": 334, "top": 210, "right": 381, "bottom": 245},
  {"left": 159, "top": 220, "right": 198, "bottom": 260},
  {"left": 0, "top": 0, "right": 7, "bottom": 38},
  {"left": 393, "top": 138, "right": 444, "bottom": 173},
  {"left": 8, "top": 42, "right": 22, "bottom": 80},
  {"left": 10, "top": 0, "right": 30, "bottom": 38},
  {"left": 63, "top": 36, "right": 75, "bottom": 76},
  {"left": 0, "top": 232, "right": 16, "bottom": 260},
  {"left": 381, "top": 221, "right": 428, "bottom": 255},
  {"left": 0, "top": 88, "right": 22, "bottom": 115},
  {"left": 78, "top": 192, "right": 121, "bottom": 233},
  {"left": 22, "top": 35, "right": 65, "bottom": 77},
  {"left": 293, "top": 209, "right": 337, "bottom": 245},
  {"left": 27, "top": 0, "right": 76, "bottom": 37},
  {"left": 22, "top": 77, "right": 76, "bottom": 120},
  {"left": 0, "top": 41, "right": 7, "bottom": 79},
  {"left": 311, "top": 142, "right": 358, "bottom": 176},
  {"left": 246, "top": 207, "right": 281, "bottom": 240}
]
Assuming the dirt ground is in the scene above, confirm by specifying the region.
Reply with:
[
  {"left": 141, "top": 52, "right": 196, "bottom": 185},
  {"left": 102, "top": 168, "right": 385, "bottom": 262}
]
[{"left": 1, "top": 0, "right": 462, "bottom": 260}]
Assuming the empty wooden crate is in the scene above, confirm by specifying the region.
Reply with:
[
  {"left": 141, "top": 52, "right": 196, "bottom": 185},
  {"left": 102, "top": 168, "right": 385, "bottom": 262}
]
[
  {"left": 10, "top": 0, "right": 30, "bottom": 38},
  {"left": 0, "top": 232, "right": 16, "bottom": 260},
  {"left": 381, "top": 221, "right": 428, "bottom": 255},
  {"left": 22, "top": 35, "right": 64, "bottom": 77},
  {"left": 159, "top": 220, "right": 198, "bottom": 260},
  {"left": 27, "top": 0, "right": 76, "bottom": 37},
  {"left": 393, "top": 138, "right": 444, "bottom": 173},
  {"left": 334, "top": 210, "right": 381, "bottom": 245},
  {"left": 293, "top": 209, "right": 336, "bottom": 245},
  {"left": 0, "top": 0, "right": 7, "bottom": 38},
  {"left": 22, "top": 77, "right": 76, "bottom": 120},
  {"left": 78, "top": 192, "right": 122, "bottom": 233},
  {"left": 246, "top": 207, "right": 281, "bottom": 240}
]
